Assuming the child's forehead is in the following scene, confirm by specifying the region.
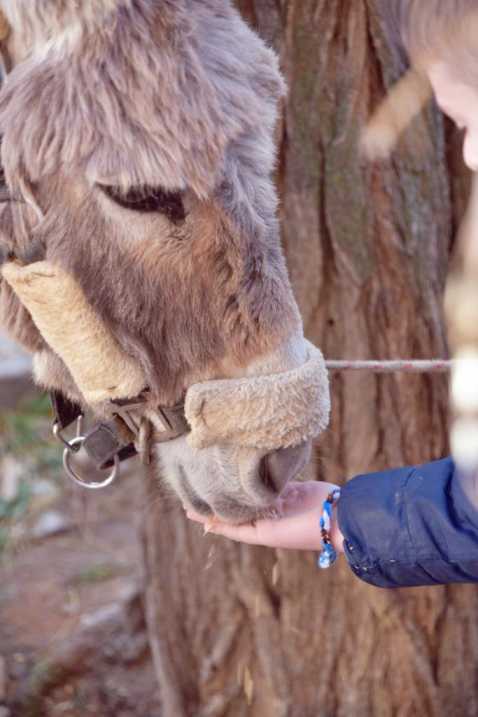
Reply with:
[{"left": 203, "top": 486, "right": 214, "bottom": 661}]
[{"left": 427, "top": 62, "right": 464, "bottom": 101}]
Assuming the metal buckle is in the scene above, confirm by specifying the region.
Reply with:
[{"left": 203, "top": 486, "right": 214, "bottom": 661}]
[
  {"left": 53, "top": 416, "right": 120, "bottom": 490},
  {"left": 111, "top": 401, "right": 146, "bottom": 435}
]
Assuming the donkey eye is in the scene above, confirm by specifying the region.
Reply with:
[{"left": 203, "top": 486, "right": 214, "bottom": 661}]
[{"left": 99, "top": 184, "right": 186, "bottom": 223}]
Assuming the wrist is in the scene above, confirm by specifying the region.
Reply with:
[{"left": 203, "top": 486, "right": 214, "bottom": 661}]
[
  {"left": 317, "top": 487, "right": 342, "bottom": 569},
  {"left": 330, "top": 502, "right": 345, "bottom": 555}
]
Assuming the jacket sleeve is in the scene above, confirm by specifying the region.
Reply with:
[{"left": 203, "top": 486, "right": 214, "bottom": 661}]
[{"left": 337, "top": 457, "right": 478, "bottom": 588}]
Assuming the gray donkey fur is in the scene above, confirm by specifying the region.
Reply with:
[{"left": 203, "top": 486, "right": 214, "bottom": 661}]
[
  {"left": 0, "top": 1, "right": 329, "bottom": 521},
  {"left": 0, "top": 0, "right": 301, "bottom": 402}
]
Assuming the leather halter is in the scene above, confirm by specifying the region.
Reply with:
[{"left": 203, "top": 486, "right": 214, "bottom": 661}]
[
  {"left": 51, "top": 390, "right": 190, "bottom": 489},
  {"left": 1, "top": 248, "right": 190, "bottom": 487}
]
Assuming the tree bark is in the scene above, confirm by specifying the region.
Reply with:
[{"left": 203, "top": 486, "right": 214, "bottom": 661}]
[{"left": 143, "top": 3, "right": 477, "bottom": 716}]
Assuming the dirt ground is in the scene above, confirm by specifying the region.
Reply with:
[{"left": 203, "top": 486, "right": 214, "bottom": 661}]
[{"left": 0, "top": 459, "right": 163, "bottom": 717}]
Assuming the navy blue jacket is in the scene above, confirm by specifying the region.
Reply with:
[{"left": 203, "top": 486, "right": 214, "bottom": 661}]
[{"left": 337, "top": 457, "right": 478, "bottom": 588}]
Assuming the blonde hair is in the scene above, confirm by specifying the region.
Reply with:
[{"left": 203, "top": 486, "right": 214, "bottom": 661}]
[
  {"left": 362, "top": 0, "right": 478, "bottom": 159},
  {"left": 395, "top": 1, "right": 478, "bottom": 57}
]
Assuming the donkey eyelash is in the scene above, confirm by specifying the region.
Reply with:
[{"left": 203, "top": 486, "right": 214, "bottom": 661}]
[{"left": 98, "top": 184, "right": 186, "bottom": 224}]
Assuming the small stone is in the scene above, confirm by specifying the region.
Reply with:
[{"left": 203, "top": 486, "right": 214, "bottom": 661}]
[
  {"left": 80, "top": 603, "right": 123, "bottom": 630},
  {"left": 32, "top": 511, "right": 71, "bottom": 539},
  {"left": 0, "top": 456, "right": 22, "bottom": 502},
  {"left": 31, "top": 479, "right": 59, "bottom": 500},
  {"left": 30, "top": 479, "right": 60, "bottom": 513}
]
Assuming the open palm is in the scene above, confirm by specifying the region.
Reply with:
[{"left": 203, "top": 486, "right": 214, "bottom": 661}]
[{"left": 186, "top": 480, "right": 343, "bottom": 552}]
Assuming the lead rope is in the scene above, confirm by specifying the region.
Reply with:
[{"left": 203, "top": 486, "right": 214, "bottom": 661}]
[{"left": 325, "top": 360, "right": 452, "bottom": 372}]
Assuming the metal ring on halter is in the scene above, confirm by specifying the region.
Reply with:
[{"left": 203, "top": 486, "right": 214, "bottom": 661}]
[{"left": 63, "top": 436, "right": 120, "bottom": 490}]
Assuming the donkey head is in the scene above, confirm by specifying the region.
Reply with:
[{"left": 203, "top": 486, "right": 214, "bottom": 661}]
[{"left": 0, "top": 0, "right": 330, "bottom": 522}]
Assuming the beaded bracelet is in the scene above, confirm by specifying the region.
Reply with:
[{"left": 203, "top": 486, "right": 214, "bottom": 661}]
[{"left": 318, "top": 488, "right": 341, "bottom": 569}]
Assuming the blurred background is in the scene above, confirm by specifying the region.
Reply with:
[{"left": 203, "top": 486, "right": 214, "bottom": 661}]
[{"left": 0, "top": 332, "right": 162, "bottom": 716}]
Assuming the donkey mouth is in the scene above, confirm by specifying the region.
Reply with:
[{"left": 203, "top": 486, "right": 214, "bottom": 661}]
[
  {"left": 180, "top": 489, "right": 282, "bottom": 524},
  {"left": 177, "top": 443, "right": 311, "bottom": 523},
  {"left": 180, "top": 480, "right": 289, "bottom": 525}
]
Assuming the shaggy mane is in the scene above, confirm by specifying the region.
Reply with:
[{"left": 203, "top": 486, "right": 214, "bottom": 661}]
[{"left": 0, "top": 0, "right": 285, "bottom": 200}]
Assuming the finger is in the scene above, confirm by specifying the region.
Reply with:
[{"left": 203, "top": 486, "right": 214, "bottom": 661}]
[
  {"left": 186, "top": 510, "right": 211, "bottom": 525},
  {"left": 184, "top": 480, "right": 339, "bottom": 550},
  {"left": 186, "top": 482, "right": 331, "bottom": 524},
  {"left": 252, "top": 510, "right": 319, "bottom": 549},
  {"left": 207, "top": 511, "right": 321, "bottom": 550},
  {"left": 277, "top": 481, "right": 332, "bottom": 514},
  {"left": 189, "top": 515, "right": 265, "bottom": 545},
  {"left": 185, "top": 510, "right": 259, "bottom": 542},
  {"left": 187, "top": 509, "right": 319, "bottom": 550}
]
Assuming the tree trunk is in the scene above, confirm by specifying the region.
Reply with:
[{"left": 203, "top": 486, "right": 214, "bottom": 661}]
[{"left": 143, "top": 2, "right": 478, "bottom": 716}]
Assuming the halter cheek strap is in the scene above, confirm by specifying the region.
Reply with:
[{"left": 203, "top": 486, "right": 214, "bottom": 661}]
[{"left": 2, "top": 259, "right": 147, "bottom": 403}]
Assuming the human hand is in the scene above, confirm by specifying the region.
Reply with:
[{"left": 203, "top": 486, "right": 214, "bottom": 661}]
[{"left": 186, "top": 480, "right": 344, "bottom": 553}]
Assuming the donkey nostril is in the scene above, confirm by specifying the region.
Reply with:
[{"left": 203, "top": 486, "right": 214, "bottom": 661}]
[
  {"left": 260, "top": 443, "right": 311, "bottom": 497},
  {"left": 259, "top": 455, "right": 285, "bottom": 495},
  {"left": 242, "top": 443, "right": 311, "bottom": 504}
]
